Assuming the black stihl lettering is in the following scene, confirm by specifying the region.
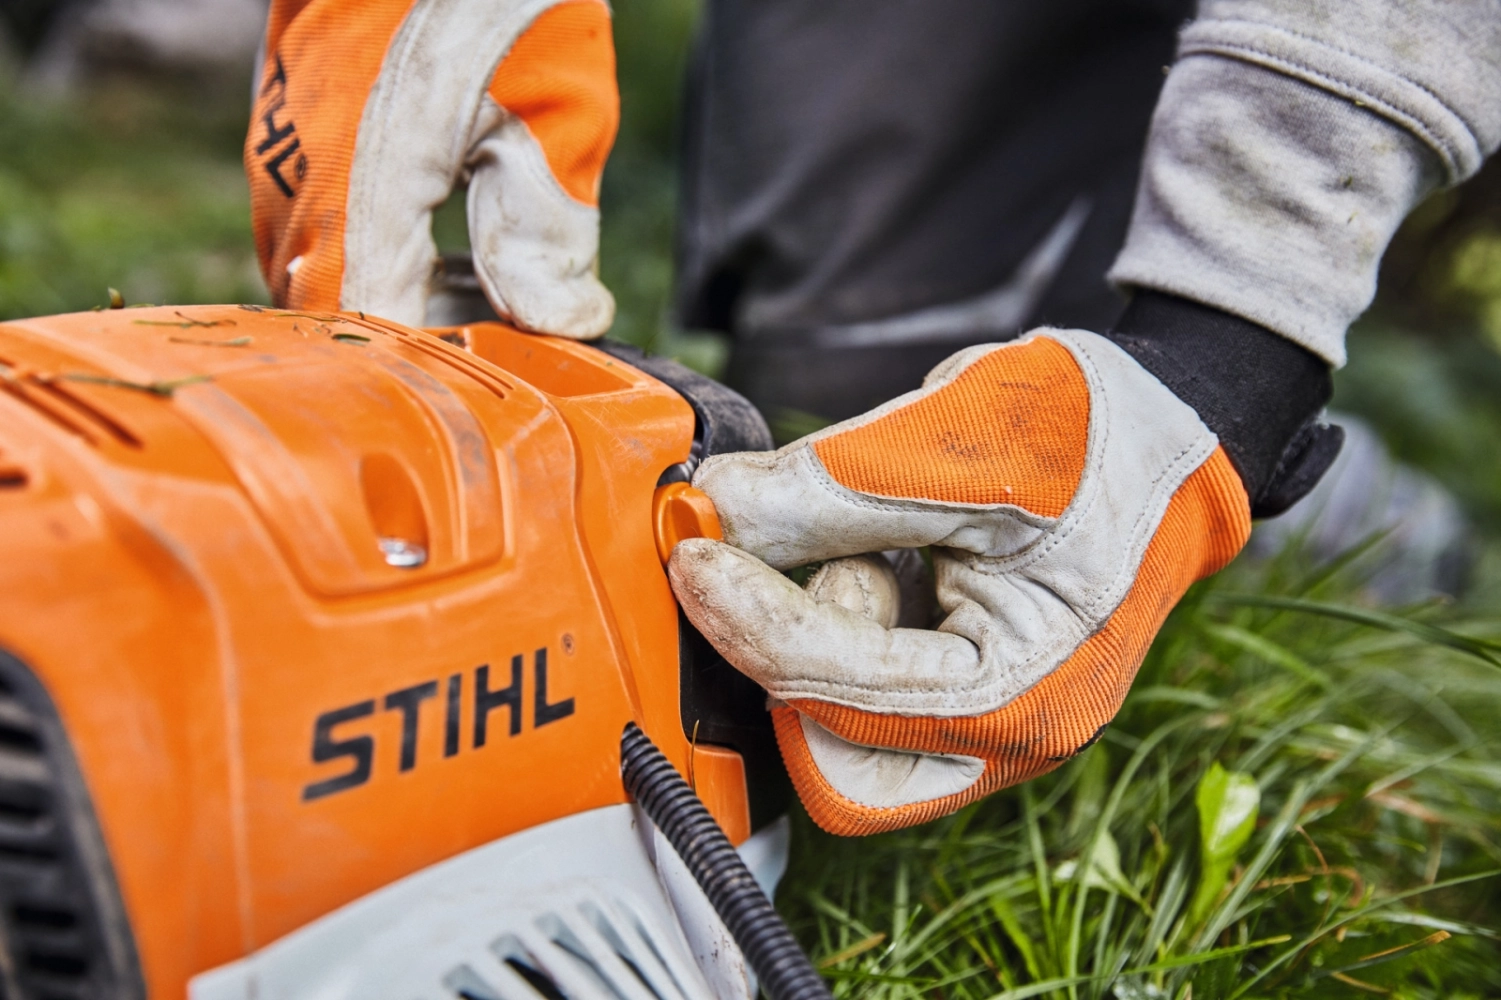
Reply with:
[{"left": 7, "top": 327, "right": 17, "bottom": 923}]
[
  {"left": 256, "top": 56, "right": 301, "bottom": 198},
  {"left": 444, "top": 673, "right": 462, "bottom": 758},
  {"left": 304, "top": 643, "right": 583, "bottom": 800},
  {"left": 302, "top": 701, "right": 375, "bottom": 801},
  {"left": 254, "top": 98, "right": 296, "bottom": 155},
  {"left": 260, "top": 54, "right": 287, "bottom": 97},
  {"left": 263, "top": 137, "right": 301, "bottom": 198},
  {"left": 533, "top": 647, "right": 574, "bottom": 728},
  {"left": 473, "top": 657, "right": 522, "bottom": 748},
  {"left": 384, "top": 681, "right": 438, "bottom": 772}
]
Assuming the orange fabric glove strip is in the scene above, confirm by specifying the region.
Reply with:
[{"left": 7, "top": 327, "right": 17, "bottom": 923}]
[
  {"left": 488, "top": 0, "right": 618, "bottom": 207},
  {"left": 813, "top": 337, "right": 1090, "bottom": 518}
]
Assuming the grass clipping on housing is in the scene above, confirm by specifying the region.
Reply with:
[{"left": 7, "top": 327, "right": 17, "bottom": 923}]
[{"left": 779, "top": 544, "right": 1501, "bottom": 1000}]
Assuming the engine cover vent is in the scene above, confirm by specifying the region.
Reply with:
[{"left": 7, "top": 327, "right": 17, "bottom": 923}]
[
  {"left": 0, "top": 361, "right": 141, "bottom": 451},
  {"left": 188, "top": 806, "right": 721, "bottom": 1000},
  {"left": 440, "top": 890, "right": 701, "bottom": 1000},
  {"left": 0, "top": 651, "right": 143, "bottom": 1000}
]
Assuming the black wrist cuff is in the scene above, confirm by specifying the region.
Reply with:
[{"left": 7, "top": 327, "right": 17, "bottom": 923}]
[{"left": 1108, "top": 291, "right": 1342, "bottom": 519}]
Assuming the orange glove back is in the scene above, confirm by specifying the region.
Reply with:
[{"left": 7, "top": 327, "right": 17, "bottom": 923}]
[
  {"left": 247, "top": 0, "right": 618, "bottom": 335},
  {"left": 670, "top": 330, "right": 1252, "bottom": 836}
]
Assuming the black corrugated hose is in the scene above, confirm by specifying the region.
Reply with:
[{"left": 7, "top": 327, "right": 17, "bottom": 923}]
[{"left": 620, "top": 723, "right": 832, "bottom": 1000}]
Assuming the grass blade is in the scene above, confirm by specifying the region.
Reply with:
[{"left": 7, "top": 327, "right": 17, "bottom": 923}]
[{"left": 1214, "top": 594, "right": 1501, "bottom": 668}]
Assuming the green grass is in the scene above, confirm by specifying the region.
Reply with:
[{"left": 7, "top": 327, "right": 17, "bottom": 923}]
[{"left": 779, "top": 546, "right": 1501, "bottom": 998}]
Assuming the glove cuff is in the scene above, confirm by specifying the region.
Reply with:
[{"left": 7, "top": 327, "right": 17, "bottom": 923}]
[{"left": 1108, "top": 291, "right": 1339, "bottom": 518}]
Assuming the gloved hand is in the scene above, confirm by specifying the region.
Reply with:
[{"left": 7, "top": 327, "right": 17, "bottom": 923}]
[
  {"left": 246, "top": 0, "right": 617, "bottom": 336},
  {"left": 669, "top": 326, "right": 1257, "bottom": 836}
]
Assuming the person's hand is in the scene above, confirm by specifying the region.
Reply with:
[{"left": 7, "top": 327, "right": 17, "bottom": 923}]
[
  {"left": 246, "top": 0, "right": 617, "bottom": 336},
  {"left": 669, "top": 328, "right": 1252, "bottom": 835}
]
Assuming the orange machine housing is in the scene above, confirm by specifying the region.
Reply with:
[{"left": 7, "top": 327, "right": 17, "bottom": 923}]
[{"left": 0, "top": 306, "right": 751, "bottom": 998}]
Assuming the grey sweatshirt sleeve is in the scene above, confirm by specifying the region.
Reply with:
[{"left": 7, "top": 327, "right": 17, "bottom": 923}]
[{"left": 1107, "top": 0, "right": 1501, "bottom": 366}]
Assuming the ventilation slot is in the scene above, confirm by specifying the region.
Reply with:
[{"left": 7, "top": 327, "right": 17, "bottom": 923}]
[
  {"left": 490, "top": 935, "right": 572, "bottom": 1000},
  {"left": 0, "top": 652, "right": 142, "bottom": 1000},
  {"left": 534, "top": 915, "right": 631, "bottom": 1000},
  {"left": 583, "top": 901, "right": 685, "bottom": 1000},
  {"left": 0, "top": 359, "right": 141, "bottom": 450},
  {"left": 441, "top": 895, "right": 698, "bottom": 1000},
  {"left": 444, "top": 962, "right": 514, "bottom": 1000}
]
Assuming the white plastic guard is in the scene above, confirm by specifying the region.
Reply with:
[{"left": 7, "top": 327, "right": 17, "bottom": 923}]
[{"left": 189, "top": 804, "right": 760, "bottom": 1000}]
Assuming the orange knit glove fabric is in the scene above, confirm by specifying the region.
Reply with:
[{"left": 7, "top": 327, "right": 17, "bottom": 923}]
[
  {"left": 247, "top": 0, "right": 618, "bottom": 335},
  {"left": 670, "top": 329, "right": 1251, "bottom": 836}
]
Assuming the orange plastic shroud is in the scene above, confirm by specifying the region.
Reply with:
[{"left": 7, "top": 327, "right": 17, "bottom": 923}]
[{"left": 0, "top": 306, "right": 741, "bottom": 996}]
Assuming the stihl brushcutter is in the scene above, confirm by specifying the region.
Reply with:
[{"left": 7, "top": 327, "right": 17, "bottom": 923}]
[{"left": 0, "top": 300, "right": 833, "bottom": 1000}]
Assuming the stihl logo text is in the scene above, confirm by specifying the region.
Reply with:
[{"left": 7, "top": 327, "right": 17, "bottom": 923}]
[
  {"left": 255, "top": 56, "right": 306, "bottom": 198},
  {"left": 302, "top": 646, "right": 575, "bottom": 801}
]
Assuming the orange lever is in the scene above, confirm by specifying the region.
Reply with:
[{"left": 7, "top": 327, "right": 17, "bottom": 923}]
[{"left": 652, "top": 482, "right": 723, "bottom": 564}]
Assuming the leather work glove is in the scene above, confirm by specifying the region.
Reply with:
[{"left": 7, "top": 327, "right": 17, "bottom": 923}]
[
  {"left": 670, "top": 295, "right": 1340, "bottom": 836},
  {"left": 246, "top": 0, "right": 617, "bottom": 335}
]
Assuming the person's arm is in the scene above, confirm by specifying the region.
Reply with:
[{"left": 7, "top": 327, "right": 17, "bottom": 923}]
[
  {"left": 1110, "top": 0, "right": 1501, "bottom": 369},
  {"left": 246, "top": 0, "right": 618, "bottom": 335},
  {"left": 671, "top": 0, "right": 1501, "bottom": 836}
]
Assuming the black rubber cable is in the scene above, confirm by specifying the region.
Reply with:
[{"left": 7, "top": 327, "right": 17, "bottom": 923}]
[{"left": 620, "top": 723, "right": 832, "bottom": 1000}]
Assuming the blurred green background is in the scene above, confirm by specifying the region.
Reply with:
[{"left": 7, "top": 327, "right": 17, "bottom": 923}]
[{"left": 6, "top": 4, "right": 1501, "bottom": 996}]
